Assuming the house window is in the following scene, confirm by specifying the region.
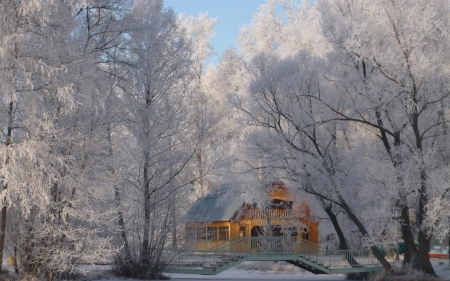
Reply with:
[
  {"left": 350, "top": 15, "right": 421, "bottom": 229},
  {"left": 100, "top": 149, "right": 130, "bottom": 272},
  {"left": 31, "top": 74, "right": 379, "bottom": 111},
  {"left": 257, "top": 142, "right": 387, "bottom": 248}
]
[
  {"left": 219, "top": 226, "right": 229, "bottom": 241},
  {"left": 207, "top": 227, "right": 217, "bottom": 241},
  {"left": 197, "top": 227, "right": 207, "bottom": 240},
  {"left": 285, "top": 226, "right": 297, "bottom": 237},
  {"left": 186, "top": 227, "right": 196, "bottom": 242},
  {"left": 239, "top": 226, "right": 246, "bottom": 238},
  {"left": 302, "top": 227, "right": 309, "bottom": 241}
]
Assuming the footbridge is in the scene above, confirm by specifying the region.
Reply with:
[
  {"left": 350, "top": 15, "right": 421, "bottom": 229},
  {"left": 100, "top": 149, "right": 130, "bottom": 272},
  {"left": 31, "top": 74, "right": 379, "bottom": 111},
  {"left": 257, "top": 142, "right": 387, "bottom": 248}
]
[{"left": 163, "top": 237, "right": 392, "bottom": 275}]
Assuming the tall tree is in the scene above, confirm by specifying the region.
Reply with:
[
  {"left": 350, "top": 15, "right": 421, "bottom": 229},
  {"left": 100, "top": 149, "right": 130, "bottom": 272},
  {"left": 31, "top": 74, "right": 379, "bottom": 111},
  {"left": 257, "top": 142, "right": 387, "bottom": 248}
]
[
  {"left": 179, "top": 13, "right": 219, "bottom": 196},
  {"left": 0, "top": 0, "right": 128, "bottom": 278},
  {"left": 110, "top": 1, "right": 205, "bottom": 278},
  {"left": 318, "top": 0, "right": 450, "bottom": 273},
  {"left": 233, "top": 0, "right": 374, "bottom": 267},
  {"left": 232, "top": 51, "right": 392, "bottom": 270}
]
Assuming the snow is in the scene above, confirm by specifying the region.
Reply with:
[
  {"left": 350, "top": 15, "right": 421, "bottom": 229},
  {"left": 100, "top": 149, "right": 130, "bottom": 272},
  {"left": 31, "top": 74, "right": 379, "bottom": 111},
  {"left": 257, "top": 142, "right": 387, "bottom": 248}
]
[
  {"left": 75, "top": 264, "right": 346, "bottom": 281},
  {"left": 169, "top": 269, "right": 345, "bottom": 281},
  {"left": 431, "top": 259, "right": 450, "bottom": 280},
  {"left": 59, "top": 259, "right": 450, "bottom": 281}
]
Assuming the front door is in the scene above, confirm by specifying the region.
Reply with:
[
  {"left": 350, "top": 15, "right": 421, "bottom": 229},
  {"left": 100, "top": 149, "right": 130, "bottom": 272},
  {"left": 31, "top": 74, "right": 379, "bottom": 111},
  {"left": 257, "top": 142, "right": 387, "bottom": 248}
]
[{"left": 251, "top": 226, "right": 263, "bottom": 237}]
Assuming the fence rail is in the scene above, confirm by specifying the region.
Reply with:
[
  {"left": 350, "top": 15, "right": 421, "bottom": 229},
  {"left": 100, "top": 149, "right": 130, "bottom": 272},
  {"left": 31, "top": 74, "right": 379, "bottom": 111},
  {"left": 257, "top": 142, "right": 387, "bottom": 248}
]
[
  {"left": 163, "top": 236, "right": 392, "bottom": 272},
  {"left": 249, "top": 209, "right": 298, "bottom": 220}
]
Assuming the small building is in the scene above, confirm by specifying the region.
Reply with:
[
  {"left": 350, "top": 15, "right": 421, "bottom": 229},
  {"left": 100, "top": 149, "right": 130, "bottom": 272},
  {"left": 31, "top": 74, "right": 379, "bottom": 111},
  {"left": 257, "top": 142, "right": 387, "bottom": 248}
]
[{"left": 182, "top": 182, "right": 320, "bottom": 251}]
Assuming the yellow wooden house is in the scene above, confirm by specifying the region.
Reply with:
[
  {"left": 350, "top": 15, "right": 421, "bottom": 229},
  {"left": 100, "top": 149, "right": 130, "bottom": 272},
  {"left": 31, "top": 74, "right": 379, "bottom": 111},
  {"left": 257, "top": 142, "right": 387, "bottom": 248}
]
[{"left": 183, "top": 182, "right": 320, "bottom": 250}]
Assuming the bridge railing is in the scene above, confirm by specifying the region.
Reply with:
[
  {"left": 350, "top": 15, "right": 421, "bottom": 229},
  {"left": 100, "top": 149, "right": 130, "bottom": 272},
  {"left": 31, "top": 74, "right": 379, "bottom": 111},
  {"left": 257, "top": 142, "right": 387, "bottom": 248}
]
[
  {"left": 225, "top": 236, "right": 319, "bottom": 255},
  {"left": 163, "top": 237, "right": 393, "bottom": 271},
  {"left": 316, "top": 248, "right": 387, "bottom": 268}
]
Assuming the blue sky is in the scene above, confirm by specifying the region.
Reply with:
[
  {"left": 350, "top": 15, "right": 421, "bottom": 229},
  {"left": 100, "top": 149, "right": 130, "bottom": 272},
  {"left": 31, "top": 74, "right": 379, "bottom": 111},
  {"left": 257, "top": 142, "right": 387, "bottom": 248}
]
[{"left": 164, "top": 0, "right": 267, "bottom": 65}]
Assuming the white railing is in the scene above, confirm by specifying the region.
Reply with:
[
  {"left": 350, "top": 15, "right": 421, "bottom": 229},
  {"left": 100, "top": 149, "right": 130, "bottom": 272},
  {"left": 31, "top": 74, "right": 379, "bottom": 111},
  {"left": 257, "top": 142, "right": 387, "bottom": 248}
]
[{"left": 249, "top": 208, "right": 296, "bottom": 220}]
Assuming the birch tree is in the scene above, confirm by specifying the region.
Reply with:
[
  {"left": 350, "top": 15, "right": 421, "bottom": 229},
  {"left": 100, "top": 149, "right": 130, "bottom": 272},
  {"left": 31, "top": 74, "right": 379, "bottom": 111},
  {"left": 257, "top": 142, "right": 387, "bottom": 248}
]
[
  {"left": 109, "top": 1, "right": 204, "bottom": 278},
  {"left": 0, "top": 0, "right": 128, "bottom": 278},
  {"left": 179, "top": 13, "right": 228, "bottom": 197}
]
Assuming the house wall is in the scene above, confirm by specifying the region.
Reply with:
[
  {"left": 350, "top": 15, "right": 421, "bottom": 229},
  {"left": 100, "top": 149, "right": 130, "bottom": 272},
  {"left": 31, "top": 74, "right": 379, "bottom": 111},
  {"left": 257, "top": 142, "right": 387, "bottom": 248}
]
[
  {"left": 269, "top": 184, "right": 295, "bottom": 201},
  {"left": 185, "top": 221, "right": 230, "bottom": 250},
  {"left": 230, "top": 222, "right": 240, "bottom": 239},
  {"left": 185, "top": 219, "right": 319, "bottom": 250}
]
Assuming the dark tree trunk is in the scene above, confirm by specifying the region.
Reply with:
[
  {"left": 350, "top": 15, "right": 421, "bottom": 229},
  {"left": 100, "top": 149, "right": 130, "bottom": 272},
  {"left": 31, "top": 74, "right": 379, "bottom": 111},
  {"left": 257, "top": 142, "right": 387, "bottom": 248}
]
[
  {"left": 417, "top": 230, "right": 434, "bottom": 274},
  {"left": 0, "top": 100, "right": 14, "bottom": 272},
  {"left": 416, "top": 168, "right": 435, "bottom": 275},
  {"left": 373, "top": 106, "right": 419, "bottom": 270},
  {"left": 0, "top": 205, "right": 7, "bottom": 271},
  {"left": 400, "top": 205, "right": 418, "bottom": 268},
  {"left": 141, "top": 150, "right": 151, "bottom": 268},
  {"left": 324, "top": 205, "right": 361, "bottom": 267},
  {"left": 341, "top": 201, "right": 392, "bottom": 271},
  {"left": 324, "top": 206, "right": 348, "bottom": 250},
  {"left": 115, "top": 186, "right": 132, "bottom": 263}
]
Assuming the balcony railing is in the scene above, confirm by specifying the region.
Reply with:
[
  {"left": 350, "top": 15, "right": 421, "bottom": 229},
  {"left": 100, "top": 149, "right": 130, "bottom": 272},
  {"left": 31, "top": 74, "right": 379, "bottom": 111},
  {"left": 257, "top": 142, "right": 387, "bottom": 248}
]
[{"left": 248, "top": 208, "right": 299, "bottom": 220}]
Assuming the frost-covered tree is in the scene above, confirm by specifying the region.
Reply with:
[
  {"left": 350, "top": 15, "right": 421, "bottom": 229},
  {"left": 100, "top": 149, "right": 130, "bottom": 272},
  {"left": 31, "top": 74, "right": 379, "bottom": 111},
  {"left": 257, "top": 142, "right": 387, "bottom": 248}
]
[
  {"left": 232, "top": 50, "right": 392, "bottom": 270},
  {"left": 0, "top": 0, "right": 129, "bottom": 279},
  {"left": 179, "top": 13, "right": 220, "bottom": 196},
  {"left": 230, "top": 0, "right": 450, "bottom": 275},
  {"left": 237, "top": 0, "right": 329, "bottom": 60},
  {"left": 233, "top": 0, "right": 384, "bottom": 270},
  {"left": 107, "top": 1, "right": 211, "bottom": 278},
  {"left": 318, "top": 0, "right": 450, "bottom": 274}
]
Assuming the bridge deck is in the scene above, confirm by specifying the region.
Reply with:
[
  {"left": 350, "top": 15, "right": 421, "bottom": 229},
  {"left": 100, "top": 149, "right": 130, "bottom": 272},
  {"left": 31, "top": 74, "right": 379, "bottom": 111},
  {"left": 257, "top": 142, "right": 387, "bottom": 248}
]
[{"left": 163, "top": 237, "right": 392, "bottom": 275}]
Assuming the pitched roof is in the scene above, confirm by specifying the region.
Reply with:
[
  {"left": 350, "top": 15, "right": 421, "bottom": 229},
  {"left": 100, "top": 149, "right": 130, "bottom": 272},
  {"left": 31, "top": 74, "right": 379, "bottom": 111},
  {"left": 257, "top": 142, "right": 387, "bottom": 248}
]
[{"left": 181, "top": 183, "right": 246, "bottom": 223}]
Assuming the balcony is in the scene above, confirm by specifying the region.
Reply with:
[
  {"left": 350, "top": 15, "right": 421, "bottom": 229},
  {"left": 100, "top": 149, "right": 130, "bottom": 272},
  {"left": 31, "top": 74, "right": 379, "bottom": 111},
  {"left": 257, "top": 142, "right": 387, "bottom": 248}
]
[{"left": 247, "top": 208, "right": 297, "bottom": 220}]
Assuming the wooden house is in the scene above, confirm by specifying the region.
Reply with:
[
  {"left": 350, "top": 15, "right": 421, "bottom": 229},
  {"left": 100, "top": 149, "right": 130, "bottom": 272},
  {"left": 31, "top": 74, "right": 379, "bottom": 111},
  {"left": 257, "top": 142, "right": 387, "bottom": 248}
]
[{"left": 182, "top": 182, "right": 320, "bottom": 251}]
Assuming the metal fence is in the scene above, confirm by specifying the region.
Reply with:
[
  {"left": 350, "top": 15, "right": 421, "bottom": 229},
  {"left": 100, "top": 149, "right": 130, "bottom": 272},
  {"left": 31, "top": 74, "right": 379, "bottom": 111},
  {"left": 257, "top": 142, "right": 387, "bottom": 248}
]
[{"left": 163, "top": 236, "right": 392, "bottom": 271}]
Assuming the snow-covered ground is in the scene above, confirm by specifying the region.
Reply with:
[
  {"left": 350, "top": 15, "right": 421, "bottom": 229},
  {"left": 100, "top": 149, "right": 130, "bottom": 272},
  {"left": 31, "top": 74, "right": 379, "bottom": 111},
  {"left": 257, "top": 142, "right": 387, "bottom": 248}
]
[
  {"left": 429, "top": 259, "right": 450, "bottom": 279},
  {"left": 78, "top": 262, "right": 346, "bottom": 281},
  {"left": 169, "top": 269, "right": 346, "bottom": 281},
  {"left": 1, "top": 258, "right": 448, "bottom": 280},
  {"left": 69, "top": 259, "right": 450, "bottom": 281},
  {"left": 169, "top": 261, "right": 346, "bottom": 281}
]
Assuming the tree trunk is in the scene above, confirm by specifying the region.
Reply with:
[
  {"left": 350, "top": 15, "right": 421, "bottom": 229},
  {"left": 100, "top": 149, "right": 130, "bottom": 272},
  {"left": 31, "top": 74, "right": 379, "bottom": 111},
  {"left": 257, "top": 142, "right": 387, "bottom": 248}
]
[
  {"left": 341, "top": 202, "right": 392, "bottom": 271},
  {"left": 141, "top": 150, "right": 151, "bottom": 268},
  {"left": 107, "top": 117, "right": 132, "bottom": 264},
  {"left": 373, "top": 107, "right": 419, "bottom": 270},
  {"left": 141, "top": 88, "right": 153, "bottom": 271},
  {"left": 320, "top": 159, "right": 391, "bottom": 270},
  {"left": 416, "top": 168, "right": 435, "bottom": 274},
  {"left": 22, "top": 211, "right": 36, "bottom": 274},
  {"left": 0, "top": 204, "right": 7, "bottom": 271},
  {"left": 170, "top": 193, "right": 177, "bottom": 249},
  {"left": 115, "top": 186, "right": 132, "bottom": 263},
  {"left": 13, "top": 246, "right": 18, "bottom": 274},
  {"left": 323, "top": 205, "right": 361, "bottom": 267},
  {"left": 417, "top": 229, "right": 434, "bottom": 274},
  {"left": 0, "top": 100, "right": 14, "bottom": 272},
  {"left": 324, "top": 206, "right": 349, "bottom": 250},
  {"left": 408, "top": 72, "right": 435, "bottom": 275},
  {"left": 195, "top": 145, "right": 204, "bottom": 195},
  {"left": 400, "top": 205, "right": 418, "bottom": 268}
]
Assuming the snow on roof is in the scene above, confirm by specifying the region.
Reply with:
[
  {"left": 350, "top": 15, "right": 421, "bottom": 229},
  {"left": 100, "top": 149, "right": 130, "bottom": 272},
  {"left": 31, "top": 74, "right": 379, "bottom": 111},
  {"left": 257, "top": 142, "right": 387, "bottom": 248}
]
[{"left": 182, "top": 183, "right": 246, "bottom": 223}]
